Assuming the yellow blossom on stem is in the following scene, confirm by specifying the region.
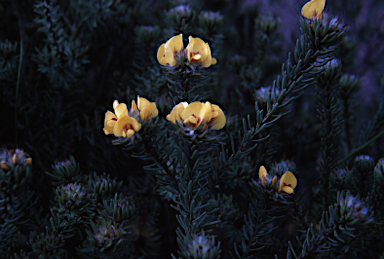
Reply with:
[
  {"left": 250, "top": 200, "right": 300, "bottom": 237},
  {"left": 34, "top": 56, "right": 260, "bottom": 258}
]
[
  {"left": 187, "top": 36, "right": 217, "bottom": 68},
  {"left": 103, "top": 100, "right": 129, "bottom": 135},
  {"left": 157, "top": 34, "right": 183, "bottom": 66},
  {"left": 301, "top": 0, "right": 326, "bottom": 20},
  {"left": 103, "top": 100, "right": 141, "bottom": 138},
  {"left": 167, "top": 101, "right": 225, "bottom": 130},
  {"left": 181, "top": 102, "right": 207, "bottom": 128},
  {"left": 258, "top": 166, "right": 277, "bottom": 186},
  {"left": 113, "top": 115, "right": 142, "bottom": 138},
  {"left": 279, "top": 171, "right": 297, "bottom": 194},
  {"left": 131, "top": 96, "right": 159, "bottom": 120}
]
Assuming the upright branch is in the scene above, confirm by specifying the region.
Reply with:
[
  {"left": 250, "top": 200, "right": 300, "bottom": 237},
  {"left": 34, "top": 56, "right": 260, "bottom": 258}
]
[
  {"left": 212, "top": 16, "right": 348, "bottom": 189},
  {"left": 316, "top": 59, "right": 343, "bottom": 205}
]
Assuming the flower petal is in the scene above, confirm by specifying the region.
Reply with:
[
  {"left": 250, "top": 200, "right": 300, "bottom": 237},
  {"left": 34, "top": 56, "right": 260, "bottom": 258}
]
[
  {"left": 211, "top": 57, "right": 217, "bottom": 66},
  {"left": 113, "top": 100, "right": 119, "bottom": 110},
  {"left": 301, "top": 0, "right": 326, "bottom": 19},
  {"left": 137, "top": 96, "right": 158, "bottom": 118},
  {"left": 166, "top": 102, "right": 188, "bottom": 124},
  {"left": 114, "top": 103, "right": 128, "bottom": 118},
  {"left": 259, "top": 166, "right": 268, "bottom": 180},
  {"left": 184, "top": 115, "right": 198, "bottom": 125},
  {"left": 210, "top": 104, "right": 226, "bottom": 130},
  {"left": 140, "top": 107, "right": 151, "bottom": 120},
  {"left": 280, "top": 186, "right": 294, "bottom": 194},
  {"left": 279, "top": 171, "right": 297, "bottom": 191},
  {"left": 126, "top": 129, "right": 135, "bottom": 138},
  {"left": 131, "top": 100, "right": 139, "bottom": 113},
  {"left": 158, "top": 43, "right": 177, "bottom": 66},
  {"left": 103, "top": 111, "right": 117, "bottom": 135},
  {"left": 181, "top": 102, "right": 206, "bottom": 128},
  {"left": 166, "top": 34, "right": 183, "bottom": 52},
  {"left": 157, "top": 43, "right": 166, "bottom": 65},
  {"left": 203, "top": 102, "right": 213, "bottom": 123}
]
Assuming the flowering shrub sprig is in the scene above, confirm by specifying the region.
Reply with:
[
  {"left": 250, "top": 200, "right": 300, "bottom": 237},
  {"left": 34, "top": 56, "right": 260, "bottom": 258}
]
[
  {"left": 157, "top": 34, "right": 217, "bottom": 68},
  {"left": 258, "top": 165, "right": 297, "bottom": 194},
  {"left": 166, "top": 101, "right": 226, "bottom": 130},
  {"left": 103, "top": 97, "right": 158, "bottom": 138}
]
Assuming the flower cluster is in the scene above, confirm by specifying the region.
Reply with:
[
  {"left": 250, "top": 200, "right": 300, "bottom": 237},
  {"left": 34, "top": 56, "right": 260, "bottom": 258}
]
[
  {"left": 166, "top": 101, "right": 226, "bottom": 130},
  {"left": 0, "top": 148, "right": 32, "bottom": 171},
  {"left": 157, "top": 34, "right": 217, "bottom": 67},
  {"left": 339, "top": 194, "right": 371, "bottom": 226},
  {"left": 258, "top": 166, "right": 297, "bottom": 194},
  {"left": 56, "top": 183, "right": 90, "bottom": 210},
  {"left": 103, "top": 96, "right": 158, "bottom": 138},
  {"left": 91, "top": 220, "right": 127, "bottom": 253},
  {"left": 184, "top": 233, "right": 220, "bottom": 259}
]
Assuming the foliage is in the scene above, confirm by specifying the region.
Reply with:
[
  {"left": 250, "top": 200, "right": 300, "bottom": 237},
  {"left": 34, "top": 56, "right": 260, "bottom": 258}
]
[{"left": 1, "top": 0, "right": 384, "bottom": 258}]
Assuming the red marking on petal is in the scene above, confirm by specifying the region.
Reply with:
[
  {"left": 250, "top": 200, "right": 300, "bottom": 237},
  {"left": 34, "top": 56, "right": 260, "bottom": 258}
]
[
  {"left": 111, "top": 118, "right": 117, "bottom": 121},
  {"left": 283, "top": 183, "right": 292, "bottom": 187}
]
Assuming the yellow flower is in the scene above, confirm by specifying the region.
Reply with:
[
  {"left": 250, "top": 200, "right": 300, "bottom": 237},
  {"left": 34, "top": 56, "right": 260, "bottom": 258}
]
[
  {"left": 131, "top": 96, "right": 159, "bottom": 120},
  {"left": 301, "top": 0, "right": 326, "bottom": 20},
  {"left": 166, "top": 102, "right": 188, "bottom": 123},
  {"left": 103, "top": 100, "right": 129, "bottom": 135},
  {"left": 113, "top": 115, "right": 142, "bottom": 138},
  {"left": 258, "top": 166, "right": 277, "bottom": 186},
  {"left": 103, "top": 100, "right": 142, "bottom": 138},
  {"left": 157, "top": 34, "right": 183, "bottom": 66},
  {"left": 204, "top": 102, "right": 226, "bottom": 130},
  {"left": 167, "top": 101, "right": 225, "bottom": 130},
  {"left": 186, "top": 36, "right": 217, "bottom": 68},
  {"left": 279, "top": 171, "right": 297, "bottom": 194},
  {"left": 181, "top": 102, "right": 207, "bottom": 128}
]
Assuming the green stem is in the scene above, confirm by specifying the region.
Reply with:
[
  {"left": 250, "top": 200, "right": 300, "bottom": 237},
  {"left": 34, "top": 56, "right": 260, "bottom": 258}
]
[
  {"left": 15, "top": 18, "right": 24, "bottom": 145},
  {"left": 337, "top": 130, "right": 384, "bottom": 166}
]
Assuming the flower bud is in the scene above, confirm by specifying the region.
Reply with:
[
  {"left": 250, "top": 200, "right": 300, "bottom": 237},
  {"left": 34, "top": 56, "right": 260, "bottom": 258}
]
[
  {"left": 354, "top": 155, "right": 375, "bottom": 175},
  {"left": 198, "top": 11, "right": 223, "bottom": 31},
  {"left": 270, "top": 160, "right": 296, "bottom": 176},
  {"left": 339, "top": 193, "right": 371, "bottom": 226},
  {"left": 166, "top": 5, "right": 194, "bottom": 31},
  {"left": 339, "top": 74, "right": 360, "bottom": 99},
  {"left": 184, "top": 233, "right": 220, "bottom": 259},
  {"left": 255, "top": 13, "right": 280, "bottom": 35},
  {"left": 56, "top": 183, "right": 90, "bottom": 210},
  {"left": 373, "top": 158, "right": 384, "bottom": 188}
]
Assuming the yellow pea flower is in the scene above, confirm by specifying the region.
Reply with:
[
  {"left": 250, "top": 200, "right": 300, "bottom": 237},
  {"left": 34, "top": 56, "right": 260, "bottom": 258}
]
[
  {"left": 157, "top": 34, "right": 183, "bottom": 66},
  {"left": 103, "top": 100, "right": 129, "bottom": 135},
  {"left": 103, "top": 100, "right": 142, "bottom": 138},
  {"left": 131, "top": 96, "right": 159, "bottom": 120},
  {"left": 258, "top": 166, "right": 277, "bottom": 186},
  {"left": 113, "top": 115, "right": 142, "bottom": 138},
  {"left": 186, "top": 36, "right": 217, "bottom": 68},
  {"left": 279, "top": 171, "right": 297, "bottom": 194},
  {"left": 181, "top": 102, "right": 207, "bottom": 128},
  {"left": 166, "top": 102, "right": 188, "bottom": 123},
  {"left": 167, "top": 101, "right": 225, "bottom": 130},
  {"left": 301, "top": 0, "right": 326, "bottom": 20}
]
